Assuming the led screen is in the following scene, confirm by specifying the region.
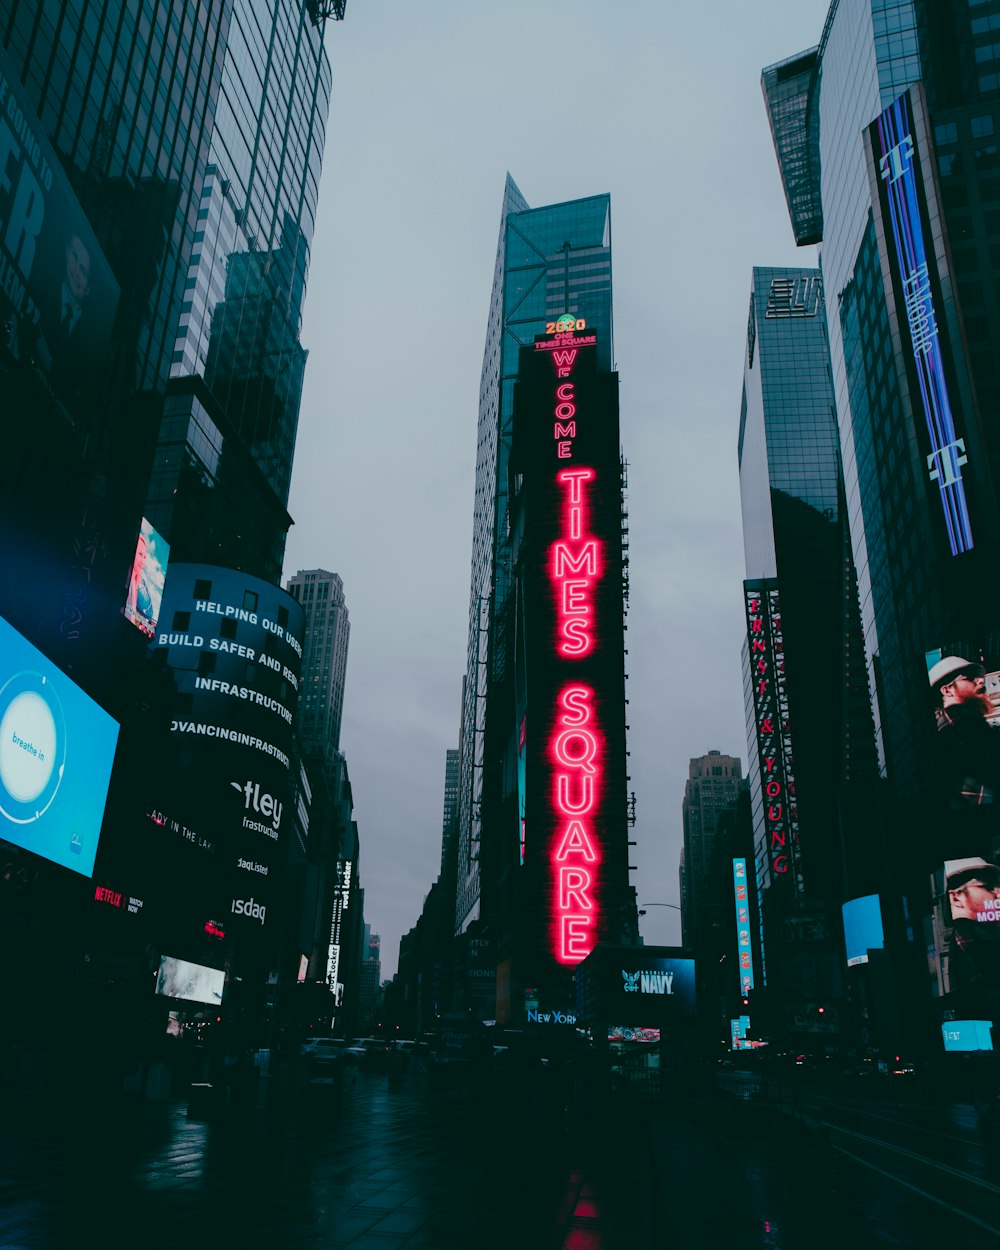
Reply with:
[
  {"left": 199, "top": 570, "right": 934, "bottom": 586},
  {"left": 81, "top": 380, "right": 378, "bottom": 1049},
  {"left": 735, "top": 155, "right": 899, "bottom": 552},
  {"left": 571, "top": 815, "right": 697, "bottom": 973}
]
[
  {"left": 942, "top": 1020, "right": 993, "bottom": 1052},
  {"left": 0, "top": 613, "right": 118, "bottom": 875},
  {"left": 842, "top": 894, "right": 885, "bottom": 967},
  {"left": 924, "top": 641, "right": 1000, "bottom": 809},
  {"left": 155, "top": 955, "right": 225, "bottom": 1005},
  {"left": 733, "top": 858, "right": 755, "bottom": 993},
  {"left": 122, "top": 517, "right": 170, "bottom": 637}
]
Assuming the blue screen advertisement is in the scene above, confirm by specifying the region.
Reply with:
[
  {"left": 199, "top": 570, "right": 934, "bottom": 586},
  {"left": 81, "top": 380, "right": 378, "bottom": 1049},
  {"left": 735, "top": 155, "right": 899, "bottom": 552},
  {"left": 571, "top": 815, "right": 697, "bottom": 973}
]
[
  {"left": 842, "top": 894, "right": 885, "bottom": 967},
  {"left": 0, "top": 614, "right": 119, "bottom": 875},
  {"left": 942, "top": 1020, "right": 994, "bottom": 1052}
]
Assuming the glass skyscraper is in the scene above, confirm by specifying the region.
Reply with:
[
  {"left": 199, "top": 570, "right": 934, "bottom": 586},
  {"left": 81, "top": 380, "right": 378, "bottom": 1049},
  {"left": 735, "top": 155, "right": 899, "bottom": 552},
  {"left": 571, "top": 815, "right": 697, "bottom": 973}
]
[{"left": 146, "top": 0, "right": 333, "bottom": 582}]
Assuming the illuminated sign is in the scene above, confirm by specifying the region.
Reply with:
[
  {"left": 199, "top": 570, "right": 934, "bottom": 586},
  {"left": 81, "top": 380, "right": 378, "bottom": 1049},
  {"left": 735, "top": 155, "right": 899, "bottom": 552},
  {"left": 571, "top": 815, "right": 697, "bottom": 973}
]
[
  {"left": 546, "top": 314, "right": 586, "bottom": 335},
  {"left": 744, "top": 584, "right": 803, "bottom": 893},
  {"left": 0, "top": 613, "right": 118, "bottom": 876},
  {"left": 122, "top": 518, "right": 170, "bottom": 638},
  {"left": 731, "top": 1015, "right": 751, "bottom": 1050},
  {"left": 842, "top": 894, "right": 885, "bottom": 967},
  {"left": 869, "top": 90, "right": 974, "bottom": 556},
  {"left": 155, "top": 955, "right": 224, "bottom": 1005},
  {"left": 732, "top": 858, "right": 755, "bottom": 994},
  {"left": 942, "top": 1020, "right": 994, "bottom": 1052}
]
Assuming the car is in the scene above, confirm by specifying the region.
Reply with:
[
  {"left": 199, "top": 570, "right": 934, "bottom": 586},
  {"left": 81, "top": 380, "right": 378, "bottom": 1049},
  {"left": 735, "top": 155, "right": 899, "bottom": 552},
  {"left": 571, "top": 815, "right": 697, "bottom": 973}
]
[{"left": 300, "top": 1038, "right": 351, "bottom": 1075}]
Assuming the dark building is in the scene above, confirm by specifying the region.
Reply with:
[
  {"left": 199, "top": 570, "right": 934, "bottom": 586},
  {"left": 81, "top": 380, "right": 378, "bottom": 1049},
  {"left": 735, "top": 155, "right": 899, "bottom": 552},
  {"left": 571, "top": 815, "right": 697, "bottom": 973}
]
[
  {"left": 765, "top": 2, "right": 1000, "bottom": 1052},
  {"left": 679, "top": 750, "right": 745, "bottom": 949},
  {"left": 739, "top": 265, "right": 883, "bottom": 1052},
  {"left": 452, "top": 176, "right": 637, "bottom": 1029},
  {"left": 285, "top": 568, "right": 351, "bottom": 760}
]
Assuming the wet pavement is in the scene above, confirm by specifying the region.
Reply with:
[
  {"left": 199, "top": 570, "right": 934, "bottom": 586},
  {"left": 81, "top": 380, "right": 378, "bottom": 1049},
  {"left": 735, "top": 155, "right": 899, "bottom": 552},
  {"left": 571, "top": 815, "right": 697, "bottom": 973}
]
[{"left": 1, "top": 1065, "right": 997, "bottom": 1248}]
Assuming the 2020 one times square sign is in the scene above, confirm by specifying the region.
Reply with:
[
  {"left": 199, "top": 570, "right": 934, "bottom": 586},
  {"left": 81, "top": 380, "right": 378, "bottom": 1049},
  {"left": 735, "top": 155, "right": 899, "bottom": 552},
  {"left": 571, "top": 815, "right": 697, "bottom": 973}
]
[
  {"left": 513, "top": 320, "right": 628, "bottom": 976},
  {"left": 148, "top": 565, "right": 303, "bottom": 945}
]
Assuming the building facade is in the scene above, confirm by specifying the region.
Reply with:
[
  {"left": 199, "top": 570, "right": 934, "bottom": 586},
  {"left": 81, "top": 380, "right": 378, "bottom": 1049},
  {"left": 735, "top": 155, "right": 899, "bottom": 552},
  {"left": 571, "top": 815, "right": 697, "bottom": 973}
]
[
  {"left": 679, "top": 751, "right": 745, "bottom": 949},
  {"left": 285, "top": 568, "right": 351, "bottom": 760},
  {"left": 453, "top": 176, "right": 636, "bottom": 1026}
]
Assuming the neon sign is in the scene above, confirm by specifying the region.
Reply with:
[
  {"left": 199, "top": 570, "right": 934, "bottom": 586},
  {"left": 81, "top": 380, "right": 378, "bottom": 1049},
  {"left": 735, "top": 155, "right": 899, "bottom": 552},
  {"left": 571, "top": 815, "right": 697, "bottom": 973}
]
[{"left": 745, "top": 584, "right": 802, "bottom": 894}]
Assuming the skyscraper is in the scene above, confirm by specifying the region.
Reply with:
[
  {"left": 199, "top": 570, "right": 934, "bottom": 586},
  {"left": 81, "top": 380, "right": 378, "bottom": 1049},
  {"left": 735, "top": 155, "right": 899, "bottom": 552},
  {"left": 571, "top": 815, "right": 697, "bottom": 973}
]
[
  {"left": 146, "top": 0, "right": 334, "bottom": 582},
  {"left": 765, "top": 2, "right": 1000, "bottom": 1045},
  {"left": 454, "top": 176, "right": 635, "bottom": 1023},
  {"left": 286, "top": 569, "right": 351, "bottom": 760},
  {"left": 679, "top": 751, "right": 744, "bottom": 948},
  {"left": 739, "top": 264, "right": 878, "bottom": 1048}
]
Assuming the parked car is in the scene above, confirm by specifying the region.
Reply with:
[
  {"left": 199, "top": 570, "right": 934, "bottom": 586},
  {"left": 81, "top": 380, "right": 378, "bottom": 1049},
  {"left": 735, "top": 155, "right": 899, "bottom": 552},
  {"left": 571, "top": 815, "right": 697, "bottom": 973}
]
[{"left": 300, "top": 1038, "right": 351, "bottom": 1075}]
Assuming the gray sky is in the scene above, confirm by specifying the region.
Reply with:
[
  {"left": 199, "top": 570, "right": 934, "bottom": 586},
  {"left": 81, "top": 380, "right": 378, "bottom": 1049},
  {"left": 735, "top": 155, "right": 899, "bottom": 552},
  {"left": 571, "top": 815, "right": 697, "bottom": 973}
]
[{"left": 282, "top": 0, "right": 830, "bottom": 979}]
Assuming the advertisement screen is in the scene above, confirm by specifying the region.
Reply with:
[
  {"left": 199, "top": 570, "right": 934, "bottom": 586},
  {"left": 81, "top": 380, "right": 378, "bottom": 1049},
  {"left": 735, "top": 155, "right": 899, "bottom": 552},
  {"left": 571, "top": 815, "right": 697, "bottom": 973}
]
[
  {"left": 0, "top": 44, "right": 119, "bottom": 419},
  {"left": 843, "top": 894, "right": 885, "bottom": 967},
  {"left": 155, "top": 955, "right": 225, "bottom": 1005},
  {"left": 868, "top": 87, "right": 976, "bottom": 557},
  {"left": 122, "top": 518, "right": 170, "bottom": 637},
  {"left": 0, "top": 613, "right": 118, "bottom": 875},
  {"left": 942, "top": 1020, "right": 994, "bottom": 1052},
  {"left": 733, "top": 857, "right": 755, "bottom": 993},
  {"left": 925, "top": 642, "right": 1000, "bottom": 809}
]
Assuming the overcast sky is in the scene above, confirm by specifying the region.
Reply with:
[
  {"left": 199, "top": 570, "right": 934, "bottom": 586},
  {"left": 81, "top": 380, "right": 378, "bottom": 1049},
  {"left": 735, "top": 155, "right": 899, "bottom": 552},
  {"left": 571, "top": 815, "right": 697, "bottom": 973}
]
[{"left": 282, "top": 0, "right": 831, "bottom": 979}]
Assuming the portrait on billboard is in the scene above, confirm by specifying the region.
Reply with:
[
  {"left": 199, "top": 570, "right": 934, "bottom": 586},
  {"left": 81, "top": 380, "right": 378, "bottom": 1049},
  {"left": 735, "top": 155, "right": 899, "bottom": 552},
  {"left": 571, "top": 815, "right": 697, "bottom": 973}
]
[
  {"left": 123, "top": 518, "right": 170, "bottom": 638},
  {"left": 926, "top": 645, "right": 1000, "bottom": 808},
  {"left": 937, "top": 858, "right": 1000, "bottom": 999}
]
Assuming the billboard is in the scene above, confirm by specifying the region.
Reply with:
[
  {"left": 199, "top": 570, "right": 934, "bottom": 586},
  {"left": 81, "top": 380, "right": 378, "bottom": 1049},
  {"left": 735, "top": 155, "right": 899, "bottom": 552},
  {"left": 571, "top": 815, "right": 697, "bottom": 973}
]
[
  {"left": 733, "top": 857, "right": 755, "bottom": 994},
  {"left": 576, "top": 945, "right": 696, "bottom": 1026},
  {"left": 155, "top": 955, "right": 225, "bottom": 1006},
  {"left": 0, "top": 612, "right": 118, "bottom": 875},
  {"left": 511, "top": 320, "right": 628, "bottom": 975},
  {"left": 942, "top": 1020, "right": 994, "bottom": 1052},
  {"left": 122, "top": 517, "right": 170, "bottom": 638},
  {"left": 867, "top": 87, "right": 977, "bottom": 557},
  {"left": 144, "top": 565, "right": 304, "bottom": 944},
  {"left": 842, "top": 894, "right": 885, "bottom": 967},
  {"left": 744, "top": 582, "right": 803, "bottom": 894},
  {"left": 0, "top": 44, "right": 119, "bottom": 418},
  {"left": 925, "top": 643, "right": 1000, "bottom": 809}
]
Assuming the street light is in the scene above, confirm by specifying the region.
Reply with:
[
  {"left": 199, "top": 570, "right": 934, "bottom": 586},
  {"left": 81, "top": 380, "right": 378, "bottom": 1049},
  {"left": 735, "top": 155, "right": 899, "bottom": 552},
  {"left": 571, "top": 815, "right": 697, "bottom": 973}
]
[{"left": 637, "top": 902, "right": 681, "bottom": 917}]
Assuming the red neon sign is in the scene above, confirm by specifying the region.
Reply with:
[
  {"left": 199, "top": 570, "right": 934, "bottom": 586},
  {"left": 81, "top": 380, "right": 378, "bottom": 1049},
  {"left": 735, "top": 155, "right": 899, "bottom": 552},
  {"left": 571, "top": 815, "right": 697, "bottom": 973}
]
[{"left": 541, "top": 338, "right": 606, "bottom": 965}]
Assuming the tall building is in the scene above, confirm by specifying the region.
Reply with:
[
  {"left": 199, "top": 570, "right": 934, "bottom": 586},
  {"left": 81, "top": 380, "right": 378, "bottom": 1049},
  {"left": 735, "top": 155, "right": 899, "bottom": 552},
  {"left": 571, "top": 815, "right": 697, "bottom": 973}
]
[
  {"left": 286, "top": 569, "right": 351, "bottom": 760},
  {"left": 739, "top": 264, "right": 880, "bottom": 1049},
  {"left": 146, "top": 0, "right": 334, "bottom": 582},
  {"left": 679, "top": 751, "right": 744, "bottom": 948},
  {"left": 454, "top": 176, "right": 636, "bottom": 1025},
  {"left": 440, "top": 748, "right": 460, "bottom": 876},
  {"left": 765, "top": 2, "right": 1000, "bottom": 1048}
]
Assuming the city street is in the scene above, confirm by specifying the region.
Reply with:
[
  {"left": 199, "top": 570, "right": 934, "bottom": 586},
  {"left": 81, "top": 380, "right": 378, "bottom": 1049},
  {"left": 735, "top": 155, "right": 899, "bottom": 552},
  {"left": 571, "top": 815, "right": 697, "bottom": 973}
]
[{"left": 2, "top": 1062, "right": 999, "bottom": 1248}]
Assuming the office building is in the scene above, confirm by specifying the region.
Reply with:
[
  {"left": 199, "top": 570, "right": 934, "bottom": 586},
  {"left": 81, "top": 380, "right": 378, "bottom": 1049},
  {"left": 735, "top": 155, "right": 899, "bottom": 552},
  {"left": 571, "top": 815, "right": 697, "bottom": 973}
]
[
  {"left": 765, "top": 2, "right": 1000, "bottom": 1044},
  {"left": 453, "top": 176, "right": 636, "bottom": 1024},
  {"left": 679, "top": 751, "right": 744, "bottom": 948},
  {"left": 286, "top": 569, "right": 351, "bottom": 761},
  {"left": 146, "top": 0, "right": 334, "bottom": 582}
]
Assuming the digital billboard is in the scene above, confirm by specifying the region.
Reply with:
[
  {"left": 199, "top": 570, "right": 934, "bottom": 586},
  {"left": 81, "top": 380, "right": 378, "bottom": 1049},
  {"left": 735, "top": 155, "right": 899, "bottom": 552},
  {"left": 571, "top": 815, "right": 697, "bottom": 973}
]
[
  {"left": 155, "top": 955, "right": 225, "bottom": 1006},
  {"left": 744, "top": 582, "right": 803, "bottom": 894},
  {"left": 0, "top": 612, "right": 118, "bottom": 876},
  {"left": 122, "top": 518, "right": 170, "bottom": 638},
  {"left": 145, "top": 566, "right": 304, "bottom": 945},
  {"left": 0, "top": 44, "right": 119, "bottom": 419},
  {"left": 925, "top": 642, "right": 1000, "bottom": 810},
  {"left": 733, "top": 857, "right": 755, "bottom": 994},
  {"left": 942, "top": 1020, "right": 994, "bottom": 1052},
  {"left": 511, "top": 319, "right": 628, "bottom": 977},
  {"left": 867, "top": 87, "right": 977, "bottom": 557},
  {"left": 576, "top": 945, "right": 696, "bottom": 1027},
  {"left": 842, "top": 894, "right": 885, "bottom": 967}
]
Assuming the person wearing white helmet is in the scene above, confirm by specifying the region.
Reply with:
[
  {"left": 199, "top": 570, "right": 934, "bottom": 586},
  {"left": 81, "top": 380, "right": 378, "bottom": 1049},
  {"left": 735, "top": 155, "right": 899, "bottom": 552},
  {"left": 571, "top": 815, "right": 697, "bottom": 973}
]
[
  {"left": 930, "top": 655, "right": 1000, "bottom": 806},
  {"left": 944, "top": 858, "right": 1000, "bottom": 993}
]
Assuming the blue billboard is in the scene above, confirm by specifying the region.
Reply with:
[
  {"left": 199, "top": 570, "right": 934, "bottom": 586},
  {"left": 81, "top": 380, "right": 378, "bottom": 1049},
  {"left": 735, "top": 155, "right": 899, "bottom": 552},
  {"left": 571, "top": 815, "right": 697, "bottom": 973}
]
[
  {"left": 733, "top": 857, "right": 755, "bottom": 994},
  {"left": 0, "top": 613, "right": 118, "bottom": 875},
  {"left": 942, "top": 1020, "right": 994, "bottom": 1052},
  {"left": 842, "top": 894, "right": 885, "bottom": 967}
]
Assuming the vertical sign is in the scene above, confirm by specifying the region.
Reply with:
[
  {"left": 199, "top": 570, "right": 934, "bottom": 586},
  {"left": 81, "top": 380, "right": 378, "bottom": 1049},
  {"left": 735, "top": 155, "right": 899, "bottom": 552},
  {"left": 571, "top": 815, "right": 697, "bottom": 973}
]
[
  {"left": 515, "top": 320, "right": 627, "bottom": 972},
  {"left": 733, "top": 857, "right": 755, "bottom": 995},
  {"left": 745, "top": 584, "right": 803, "bottom": 895},
  {"left": 869, "top": 89, "right": 975, "bottom": 556}
]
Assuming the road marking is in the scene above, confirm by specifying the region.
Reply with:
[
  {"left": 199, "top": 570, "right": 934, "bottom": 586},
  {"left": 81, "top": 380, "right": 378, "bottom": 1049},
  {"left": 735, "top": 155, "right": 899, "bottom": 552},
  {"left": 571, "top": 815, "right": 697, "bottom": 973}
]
[
  {"left": 826, "top": 1123, "right": 1000, "bottom": 1196},
  {"left": 835, "top": 1146, "right": 1000, "bottom": 1237}
]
